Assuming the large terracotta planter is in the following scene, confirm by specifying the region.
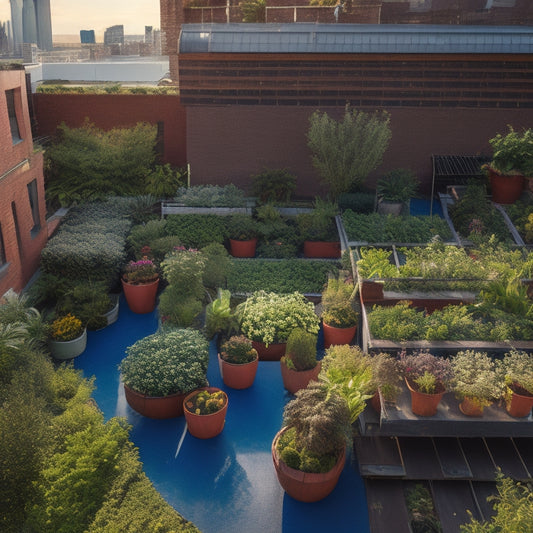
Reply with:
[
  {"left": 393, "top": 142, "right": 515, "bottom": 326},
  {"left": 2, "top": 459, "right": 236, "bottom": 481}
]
[
  {"left": 280, "top": 359, "right": 322, "bottom": 395},
  {"left": 252, "top": 340, "right": 287, "bottom": 361},
  {"left": 183, "top": 387, "right": 228, "bottom": 439},
  {"left": 459, "top": 396, "right": 486, "bottom": 417},
  {"left": 360, "top": 280, "right": 384, "bottom": 302},
  {"left": 218, "top": 352, "right": 259, "bottom": 389},
  {"left": 229, "top": 238, "right": 257, "bottom": 258},
  {"left": 505, "top": 386, "right": 533, "bottom": 418},
  {"left": 272, "top": 427, "right": 346, "bottom": 502},
  {"left": 303, "top": 241, "right": 341, "bottom": 258},
  {"left": 405, "top": 378, "right": 445, "bottom": 417},
  {"left": 489, "top": 170, "right": 524, "bottom": 204},
  {"left": 48, "top": 328, "right": 87, "bottom": 360},
  {"left": 124, "top": 384, "right": 187, "bottom": 419},
  {"left": 122, "top": 278, "right": 159, "bottom": 314},
  {"left": 322, "top": 322, "right": 356, "bottom": 349}
]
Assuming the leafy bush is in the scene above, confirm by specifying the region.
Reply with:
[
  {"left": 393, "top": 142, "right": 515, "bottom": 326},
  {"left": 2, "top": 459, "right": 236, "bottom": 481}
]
[
  {"left": 165, "top": 214, "right": 228, "bottom": 248},
  {"left": 127, "top": 219, "right": 168, "bottom": 258},
  {"left": 337, "top": 192, "right": 375, "bottom": 213},
  {"left": 174, "top": 185, "right": 247, "bottom": 207},
  {"left": 342, "top": 211, "right": 452, "bottom": 243},
  {"left": 227, "top": 259, "right": 337, "bottom": 294},
  {"left": 145, "top": 164, "right": 186, "bottom": 198},
  {"left": 251, "top": 168, "right": 296, "bottom": 204},
  {"left": 284, "top": 328, "right": 317, "bottom": 371},
  {"left": 201, "top": 243, "right": 232, "bottom": 290}
]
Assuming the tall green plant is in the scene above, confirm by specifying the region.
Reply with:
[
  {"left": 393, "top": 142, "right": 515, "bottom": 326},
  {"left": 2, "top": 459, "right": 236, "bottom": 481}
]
[{"left": 307, "top": 105, "right": 391, "bottom": 199}]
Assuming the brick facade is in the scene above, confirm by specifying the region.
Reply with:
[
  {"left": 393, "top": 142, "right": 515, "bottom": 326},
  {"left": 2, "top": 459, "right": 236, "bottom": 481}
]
[
  {"left": 33, "top": 93, "right": 188, "bottom": 168},
  {"left": 0, "top": 67, "right": 47, "bottom": 295}
]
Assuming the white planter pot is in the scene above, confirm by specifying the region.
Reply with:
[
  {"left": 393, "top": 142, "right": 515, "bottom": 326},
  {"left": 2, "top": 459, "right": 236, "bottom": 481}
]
[{"left": 49, "top": 328, "right": 87, "bottom": 360}]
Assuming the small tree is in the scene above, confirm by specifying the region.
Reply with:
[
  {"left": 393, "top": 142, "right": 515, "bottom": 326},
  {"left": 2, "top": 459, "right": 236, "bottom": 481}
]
[{"left": 307, "top": 105, "right": 391, "bottom": 199}]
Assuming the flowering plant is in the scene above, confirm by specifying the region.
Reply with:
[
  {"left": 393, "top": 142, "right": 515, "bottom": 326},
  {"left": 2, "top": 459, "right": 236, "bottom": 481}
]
[
  {"left": 220, "top": 335, "right": 258, "bottom": 364},
  {"left": 500, "top": 350, "right": 533, "bottom": 395},
  {"left": 50, "top": 313, "right": 84, "bottom": 341},
  {"left": 122, "top": 257, "right": 158, "bottom": 285},
  {"left": 184, "top": 389, "right": 227, "bottom": 415},
  {"left": 119, "top": 328, "right": 209, "bottom": 397},
  {"left": 399, "top": 351, "right": 453, "bottom": 394},
  {"left": 237, "top": 291, "right": 320, "bottom": 347},
  {"left": 161, "top": 246, "right": 206, "bottom": 289},
  {"left": 451, "top": 350, "right": 504, "bottom": 406}
]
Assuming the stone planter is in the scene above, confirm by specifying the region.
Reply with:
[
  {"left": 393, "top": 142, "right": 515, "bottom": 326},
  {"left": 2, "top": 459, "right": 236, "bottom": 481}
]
[
  {"left": 123, "top": 384, "right": 188, "bottom": 419},
  {"left": 48, "top": 328, "right": 87, "bottom": 360},
  {"left": 122, "top": 278, "right": 159, "bottom": 314},
  {"left": 183, "top": 387, "right": 228, "bottom": 439}
]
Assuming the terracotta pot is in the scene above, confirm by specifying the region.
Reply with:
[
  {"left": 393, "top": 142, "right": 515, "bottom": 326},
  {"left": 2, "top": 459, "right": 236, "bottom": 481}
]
[
  {"left": 183, "top": 387, "right": 228, "bottom": 439},
  {"left": 124, "top": 384, "right": 187, "bottom": 419},
  {"left": 303, "top": 241, "right": 341, "bottom": 258},
  {"left": 251, "top": 340, "right": 287, "bottom": 361},
  {"left": 360, "top": 280, "right": 384, "bottom": 302},
  {"left": 505, "top": 386, "right": 533, "bottom": 418},
  {"left": 322, "top": 322, "right": 356, "bottom": 349},
  {"left": 280, "top": 359, "right": 322, "bottom": 395},
  {"left": 371, "top": 390, "right": 382, "bottom": 414},
  {"left": 405, "top": 378, "right": 445, "bottom": 417},
  {"left": 459, "top": 396, "right": 486, "bottom": 417},
  {"left": 272, "top": 427, "right": 346, "bottom": 502},
  {"left": 229, "top": 238, "right": 257, "bottom": 258},
  {"left": 48, "top": 328, "right": 87, "bottom": 360},
  {"left": 489, "top": 170, "right": 524, "bottom": 204},
  {"left": 122, "top": 278, "right": 159, "bottom": 314},
  {"left": 218, "top": 352, "right": 259, "bottom": 390}
]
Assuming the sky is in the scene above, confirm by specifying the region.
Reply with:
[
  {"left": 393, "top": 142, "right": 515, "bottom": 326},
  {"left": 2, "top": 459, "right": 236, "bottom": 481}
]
[{"left": 0, "top": 0, "right": 160, "bottom": 37}]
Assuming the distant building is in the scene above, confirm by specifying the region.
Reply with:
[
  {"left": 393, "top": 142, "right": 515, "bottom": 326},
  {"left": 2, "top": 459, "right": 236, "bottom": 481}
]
[
  {"left": 80, "top": 30, "right": 95, "bottom": 44},
  {"left": 104, "top": 25, "right": 124, "bottom": 46},
  {"left": 9, "top": 0, "right": 52, "bottom": 54},
  {"left": 0, "top": 22, "right": 9, "bottom": 55}
]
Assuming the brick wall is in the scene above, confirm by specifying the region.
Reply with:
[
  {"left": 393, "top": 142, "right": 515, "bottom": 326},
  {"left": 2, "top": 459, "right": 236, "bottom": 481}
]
[
  {"left": 0, "top": 68, "right": 47, "bottom": 294},
  {"left": 33, "top": 93, "right": 188, "bottom": 168}
]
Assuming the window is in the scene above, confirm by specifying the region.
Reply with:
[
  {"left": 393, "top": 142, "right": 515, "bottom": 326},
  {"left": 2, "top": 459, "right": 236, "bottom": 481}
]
[
  {"left": 27, "top": 180, "right": 41, "bottom": 235},
  {"left": 6, "top": 89, "right": 22, "bottom": 144},
  {"left": 0, "top": 224, "right": 7, "bottom": 267}
]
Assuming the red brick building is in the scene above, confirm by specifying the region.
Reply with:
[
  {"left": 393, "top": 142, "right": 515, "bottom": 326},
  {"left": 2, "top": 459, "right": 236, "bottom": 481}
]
[{"left": 0, "top": 64, "right": 47, "bottom": 295}]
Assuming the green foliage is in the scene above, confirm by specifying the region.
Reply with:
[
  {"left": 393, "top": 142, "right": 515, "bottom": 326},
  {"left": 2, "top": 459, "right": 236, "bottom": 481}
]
[
  {"left": 145, "top": 164, "right": 186, "bottom": 198},
  {"left": 45, "top": 122, "right": 158, "bottom": 206},
  {"left": 220, "top": 335, "right": 258, "bottom": 364},
  {"left": 405, "top": 483, "right": 442, "bottom": 533},
  {"left": 342, "top": 211, "right": 452, "bottom": 243},
  {"left": 165, "top": 214, "right": 228, "bottom": 248},
  {"left": 201, "top": 242, "right": 232, "bottom": 289},
  {"left": 337, "top": 191, "right": 376, "bottom": 213},
  {"left": 414, "top": 371, "right": 438, "bottom": 394},
  {"left": 461, "top": 473, "right": 533, "bottom": 533},
  {"left": 251, "top": 168, "right": 296, "bottom": 204},
  {"left": 487, "top": 125, "right": 533, "bottom": 176},
  {"left": 501, "top": 350, "right": 533, "bottom": 395},
  {"left": 296, "top": 198, "right": 339, "bottom": 242},
  {"left": 376, "top": 168, "right": 419, "bottom": 203},
  {"left": 284, "top": 328, "right": 318, "bottom": 371},
  {"left": 505, "top": 200, "right": 533, "bottom": 243},
  {"left": 36, "top": 84, "right": 179, "bottom": 96},
  {"left": 227, "top": 259, "right": 337, "bottom": 294},
  {"left": 321, "top": 273, "right": 359, "bottom": 328},
  {"left": 240, "top": 0, "right": 266, "bottom": 22},
  {"left": 127, "top": 219, "right": 168, "bottom": 258},
  {"left": 204, "top": 289, "right": 239, "bottom": 340},
  {"left": 356, "top": 247, "right": 399, "bottom": 280},
  {"left": 307, "top": 105, "right": 391, "bottom": 198},
  {"left": 226, "top": 213, "right": 260, "bottom": 240},
  {"left": 370, "top": 352, "right": 402, "bottom": 402},
  {"left": 174, "top": 184, "right": 247, "bottom": 207}
]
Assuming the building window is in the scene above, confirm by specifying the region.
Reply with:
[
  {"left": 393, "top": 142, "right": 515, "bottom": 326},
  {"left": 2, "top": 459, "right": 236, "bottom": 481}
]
[
  {"left": 27, "top": 180, "right": 41, "bottom": 235},
  {"left": 6, "top": 89, "right": 22, "bottom": 144},
  {"left": 0, "top": 224, "right": 7, "bottom": 267}
]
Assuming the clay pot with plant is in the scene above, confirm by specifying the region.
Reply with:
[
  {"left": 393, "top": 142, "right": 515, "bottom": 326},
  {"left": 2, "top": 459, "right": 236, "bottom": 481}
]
[
  {"left": 280, "top": 328, "right": 320, "bottom": 394},
  {"left": 218, "top": 335, "right": 259, "bottom": 390},
  {"left": 399, "top": 351, "right": 453, "bottom": 417},
  {"left": 183, "top": 387, "right": 228, "bottom": 439},
  {"left": 121, "top": 256, "right": 160, "bottom": 314},
  {"left": 226, "top": 214, "right": 260, "bottom": 257},
  {"left": 450, "top": 350, "right": 504, "bottom": 417},
  {"left": 500, "top": 350, "right": 533, "bottom": 418},
  {"left": 376, "top": 168, "right": 419, "bottom": 216}
]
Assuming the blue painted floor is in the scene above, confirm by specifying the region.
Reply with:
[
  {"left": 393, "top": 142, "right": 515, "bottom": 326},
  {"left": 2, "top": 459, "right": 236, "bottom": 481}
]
[
  {"left": 74, "top": 297, "right": 370, "bottom": 533},
  {"left": 410, "top": 197, "right": 444, "bottom": 217}
]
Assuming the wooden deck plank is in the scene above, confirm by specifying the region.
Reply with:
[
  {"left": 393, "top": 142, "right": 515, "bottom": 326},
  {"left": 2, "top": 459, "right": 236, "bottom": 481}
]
[
  {"left": 459, "top": 438, "right": 497, "bottom": 481},
  {"left": 431, "top": 480, "right": 481, "bottom": 533},
  {"left": 471, "top": 481, "right": 498, "bottom": 523},
  {"left": 365, "top": 479, "right": 411, "bottom": 533},
  {"left": 513, "top": 437, "right": 533, "bottom": 478},
  {"left": 353, "top": 436, "right": 405, "bottom": 478},
  {"left": 398, "top": 437, "right": 443, "bottom": 479},
  {"left": 433, "top": 437, "right": 472, "bottom": 479},
  {"left": 485, "top": 438, "right": 530, "bottom": 481}
]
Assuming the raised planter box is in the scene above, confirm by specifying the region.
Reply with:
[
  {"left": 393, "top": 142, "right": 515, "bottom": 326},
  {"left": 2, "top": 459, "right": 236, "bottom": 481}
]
[{"left": 161, "top": 203, "right": 252, "bottom": 217}]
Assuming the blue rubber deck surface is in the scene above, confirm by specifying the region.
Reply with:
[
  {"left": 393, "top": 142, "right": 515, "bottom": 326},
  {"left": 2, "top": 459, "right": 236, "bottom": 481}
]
[
  {"left": 410, "top": 198, "right": 444, "bottom": 217},
  {"left": 74, "top": 297, "right": 371, "bottom": 533}
]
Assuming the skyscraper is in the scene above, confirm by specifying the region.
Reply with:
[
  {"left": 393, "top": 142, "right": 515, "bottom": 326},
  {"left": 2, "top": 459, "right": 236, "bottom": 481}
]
[
  {"left": 9, "top": 0, "right": 52, "bottom": 54},
  {"left": 104, "top": 25, "right": 124, "bottom": 46}
]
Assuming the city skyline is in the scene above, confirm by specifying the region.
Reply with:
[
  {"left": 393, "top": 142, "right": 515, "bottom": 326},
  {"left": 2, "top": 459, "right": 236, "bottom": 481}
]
[{"left": 0, "top": 0, "right": 159, "bottom": 37}]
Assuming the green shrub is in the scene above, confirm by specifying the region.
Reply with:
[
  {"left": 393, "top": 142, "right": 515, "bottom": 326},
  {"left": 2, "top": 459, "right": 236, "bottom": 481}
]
[
  {"left": 284, "top": 328, "right": 318, "bottom": 371},
  {"left": 174, "top": 185, "right": 247, "bottom": 207},
  {"left": 127, "top": 219, "right": 168, "bottom": 258},
  {"left": 201, "top": 243, "right": 232, "bottom": 290},
  {"left": 165, "top": 214, "right": 227, "bottom": 248},
  {"left": 338, "top": 192, "right": 375, "bottom": 213},
  {"left": 251, "top": 168, "right": 296, "bottom": 204},
  {"left": 145, "top": 164, "right": 186, "bottom": 198}
]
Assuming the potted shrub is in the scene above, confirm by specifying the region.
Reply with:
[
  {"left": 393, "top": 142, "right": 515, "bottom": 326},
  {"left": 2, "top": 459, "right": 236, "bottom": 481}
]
[
  {"left": 356, "top": 247, "right": 398, "bottom": 302},
  {"left": 485, "top": 126, "right": 533, "bottom": 204},
  {"left": 121, "top": 256, "right": 159, "bottom": 314},
  {"left": 296, "top": 198, "right": 340, "bottom": 258},
  {"left": 500, "top": 350, "right": 533, "bottom": 418},
  {"left": 370, "top": 351, "right": 402, "bottom": 413},
  {"left": 450, "top": 350, "right": 504, "bottom": 417},
  {"left": 205, "top": 288, "right": 239, "bottom": 341},
  {"left": 320, "top": 274, "right": 359, "bottom": 348},
  {"left": 376, "top": 168, "right": 419, "bottom": 215},
  {"left": 226, "top": 214, "right": 260, "bottom": 257},
  {"left": 272, "top": 344, "right": 373, "bottom": 502},
  {"left": 119, "top": 328, "right": 209, "bottom": 419},
  {"left": 280, "top": 328, "right": 320, "bottom": 394},
  {"left": 183, "top": 387, "right": 228, "bottom": 439},
  {"left": 399, "top": 351, "right": 453, "bottom": 417},
  {"left": 48, "top": 313, "right": 87, "bottom": 360},
  {"left": 236, "top": 291, "right": 320, "bottom": 360},
  {"left": 218, "top": 335, "right": 259, "bottom": 390}
]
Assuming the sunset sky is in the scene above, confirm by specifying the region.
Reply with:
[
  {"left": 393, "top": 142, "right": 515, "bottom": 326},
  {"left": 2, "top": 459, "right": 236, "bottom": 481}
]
[{"left": 0, "top": 0, "right": 160, "bottom": 38}]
